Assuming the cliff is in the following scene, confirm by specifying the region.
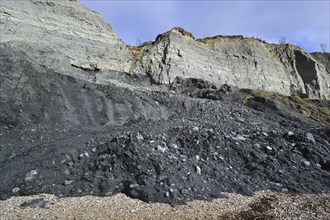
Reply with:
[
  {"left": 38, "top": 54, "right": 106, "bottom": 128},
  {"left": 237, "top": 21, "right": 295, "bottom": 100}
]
[
  {"left": 312, "top": 52, "right": 330, "bottom": 72},
  {"left": 130, "top": 28, "right": 330, "bottom": 99},
  {"left": 1, "top": 0, "right": 329, "bottom": 126},
  {"left": 0, "top": 0, "right": 133, "bottom": 73},
  {"left": 0, "top": 0, "right": 138, "bottom": 125},
  {"left": 1, "top": 1, "right": 329, "bottom": 101}
]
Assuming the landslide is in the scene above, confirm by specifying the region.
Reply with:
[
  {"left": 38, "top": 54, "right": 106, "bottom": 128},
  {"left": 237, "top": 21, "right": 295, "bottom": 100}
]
[{"left": 1, "top": 45, "right": 329, "bottom": 205}]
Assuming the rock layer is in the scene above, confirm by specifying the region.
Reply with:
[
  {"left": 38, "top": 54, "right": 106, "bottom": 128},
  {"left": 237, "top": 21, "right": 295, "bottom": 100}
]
[
  {"left": 1, "top": 1, "right": 329, "bottom": 100},
  {"left": 131, "top": 28, "right": 330, "bottom": 99},
  {"left": 0, "top": 0, "right": 133, "bottom": 73},
  {"left": 0, "top": 45, "right": 169, "bottom": 126},
  {"left": 0, "top": 0, "right": 137, "bottom": 126}
]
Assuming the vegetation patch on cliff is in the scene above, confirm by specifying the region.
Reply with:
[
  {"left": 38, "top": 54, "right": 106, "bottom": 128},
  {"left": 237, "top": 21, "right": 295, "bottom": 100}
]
[
  {"left": 128, "top": 45, "right": 142, "bottom": 61},
  {"left": 169, "top": 27, "right": 195, "bottom": 39},
  {"left": 128, "top": 41, "right": 153, "bottom": 62},
  {"left": 154, "top": 27, "right": 195, "bottom": 43},
  {"left": 197, "top": 35, "right": 268, "bottom": 47},
  {"left": 241, "top": 89, "right": 330, "bottom": 126}
]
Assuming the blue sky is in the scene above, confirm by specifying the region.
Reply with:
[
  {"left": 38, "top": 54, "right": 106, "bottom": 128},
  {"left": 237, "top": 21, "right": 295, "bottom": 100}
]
[{"left": 78, "top": 0, "right": 329, "bottom": 52}]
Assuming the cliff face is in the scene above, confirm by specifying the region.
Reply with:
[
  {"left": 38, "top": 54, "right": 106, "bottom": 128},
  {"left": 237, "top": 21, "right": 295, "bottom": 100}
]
[
  {"left": 1, "top": 1, "right": 329, "bottom": 100},
  {"left": 131, "top": 28, "right": 330, "bottom": 99},
  {"left": 0, "top": 0, "right": 133, "bottom": 73},
  {"left": 0, "top": 45, "right": 170, "bottom": 125},
  {"left": 0, "top": 0, "right": 163, "bottom": 126},
  {"left": 312, "top": 52, "right": 330, "bottom": 73},
  {"left": 0, "top": 0, "right": 329, "bottom": 127}
]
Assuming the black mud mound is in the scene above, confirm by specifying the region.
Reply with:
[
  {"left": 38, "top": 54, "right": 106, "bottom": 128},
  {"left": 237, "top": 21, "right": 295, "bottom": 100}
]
[
  {"left": 1, "top": 102, "right": 329, "bottom": 205},
  {"left": 85, "top": 127, "right": 330, "bottom": 205},
  {"left": 0, "top": 49, "right": 329, "bottom": 205}
]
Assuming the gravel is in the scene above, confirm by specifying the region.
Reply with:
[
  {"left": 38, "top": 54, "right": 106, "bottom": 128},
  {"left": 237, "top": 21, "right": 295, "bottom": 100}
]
[{"left": 1, "top": 191, "right": 329, "bottom": 219}]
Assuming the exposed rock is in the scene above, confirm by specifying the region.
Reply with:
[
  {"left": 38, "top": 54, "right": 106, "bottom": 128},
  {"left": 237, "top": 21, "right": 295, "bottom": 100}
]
[
  {"left": 1, "top": 0, "right": 328, "bottom": 101},
  {"left": 64, "top": 180, "right": 74, "bottom": 186},
  {"left": 12, "top": 187, "right": 20, "bottom": 194},
  {"left": 0, "top": 45, "right": 170, "bottom": 126},
  {"left": 196, "top": 166, "right": 202, "bottom": 175},
  {"left": 25, "top": 170, "right": 38, "bottom": 182},
  {"left": 20, "top": 198, "right": 46, "bottom": 209},
  {"left": 306, "top": 132, "right": 316, "bottom": 144},
  {"left": 157, "top": 145, "right": 168, "bottom": 153},
  {"left": 131, "top": 28, "right": 329, "bottom": 99},
  {"left": 0, "top": 0, "right": 133, "bottom": 74},
  {"left": 311, "top": 52, "right": 330, "bottom": 73},
  {"left": 266, "top": 146, "right": 273, "bottom": 151},
  {"left": 129, "top": 183, "right": 139, "bottom": 188},
  {"left": 136, "top": 134, "right": 144, "bottom": 141},
  {"left": 233, "top": 135, "right": 246, "bottom": 141},
  {"left": 302, "top": 160, "right": 311, "bottom": 166}
]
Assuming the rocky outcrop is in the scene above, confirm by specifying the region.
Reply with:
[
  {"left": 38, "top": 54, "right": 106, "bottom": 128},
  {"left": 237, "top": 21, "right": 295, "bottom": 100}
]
[
  {"left": 0, "top": 45, "right": 169, "bottom": 126},
  {"left": 131, "top": 28, "right": 330, "bottom": 99},
  {"left": 0, "top": 0, "right": 142, "bottom": 126},
  {"left": 0, "top": 0, "right": 329, "bottom": 128},
  {"left": 0, "top": 0, "right": 133, "bottom": 74},
  {"left": 312, "top": 52, "right": 330, "bottom": 73},
  {"left": 1, "top": 1, "right": 329, "bottom": 100}
]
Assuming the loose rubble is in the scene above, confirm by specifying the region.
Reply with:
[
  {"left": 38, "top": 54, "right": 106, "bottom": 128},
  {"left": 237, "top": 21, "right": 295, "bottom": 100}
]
[{"left": 1, "top": 78, "right": 329, "bottom": 205}]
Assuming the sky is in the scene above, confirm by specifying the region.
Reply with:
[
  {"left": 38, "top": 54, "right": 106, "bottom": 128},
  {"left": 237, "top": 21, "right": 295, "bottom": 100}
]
[{"left": 78, "top": 0, "right": 330, "bottom": 52}]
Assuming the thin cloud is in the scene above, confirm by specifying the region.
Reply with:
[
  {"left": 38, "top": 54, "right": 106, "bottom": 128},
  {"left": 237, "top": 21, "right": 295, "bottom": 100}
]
[{"left": 78, "top": 0, "right": 329, "bottom": 52}]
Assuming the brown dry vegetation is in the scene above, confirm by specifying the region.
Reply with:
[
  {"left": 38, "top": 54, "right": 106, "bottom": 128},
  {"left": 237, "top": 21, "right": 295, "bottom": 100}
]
[
  {"left": 127, "top": 45, "right": 142, "bottom": 61},
  {"left": 241, "top": 88, "right": 330, "bottom": 126},
  {"left": 127, "top": 41, "right": 153, "bottom": 62},
  {"left": 197, "top": 35, "right": 268, "bottom": 47}
]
